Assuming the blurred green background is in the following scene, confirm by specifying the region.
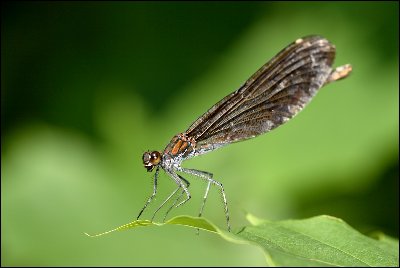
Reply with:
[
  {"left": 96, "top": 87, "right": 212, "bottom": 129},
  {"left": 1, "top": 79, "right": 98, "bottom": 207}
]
[{"left": 2, "top": 2, "right": 398, "bottom": 266}]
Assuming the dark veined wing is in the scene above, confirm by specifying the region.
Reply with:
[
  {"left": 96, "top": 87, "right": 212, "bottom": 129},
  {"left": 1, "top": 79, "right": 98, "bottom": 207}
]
[{"left": 185, "top": 35, "right": 351, "bottom": 153}]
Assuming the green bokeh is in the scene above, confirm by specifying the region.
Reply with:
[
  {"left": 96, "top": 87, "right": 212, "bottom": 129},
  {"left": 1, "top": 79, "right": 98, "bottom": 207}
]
[{"left": 2, "top": 2, "right": 398, "bottom": 266}]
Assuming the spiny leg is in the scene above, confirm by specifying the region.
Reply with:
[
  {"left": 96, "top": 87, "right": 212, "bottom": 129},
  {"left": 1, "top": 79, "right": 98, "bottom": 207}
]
[
  {"left": 162, "top": 187, "right": 184, "bottom": 222},
  {"left": 168, "top": 171, "right": 191, "bottom": 208},
  {"left": 195, "top": 180, "right": 211, "bottom": 235},
  {"left": 162, "top": 175, "right": 190, "bottom": 223},
  {"left": 151, "top": 186, "right": 181, "bottom": 222},
  {"left": 137, "top": 166, "right": 160, "bottom": 220},
  {"left": 179, "top": 167, "right": 231, "bottom": 232},
  {"left": 199, "top": 181, "right": 211, "bottom": 218}
]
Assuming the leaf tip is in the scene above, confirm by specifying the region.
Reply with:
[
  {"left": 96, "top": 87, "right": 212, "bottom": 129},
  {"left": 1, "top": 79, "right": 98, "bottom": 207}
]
[{"left": 84, "top": 232, "right": 95, "bottom": 238}]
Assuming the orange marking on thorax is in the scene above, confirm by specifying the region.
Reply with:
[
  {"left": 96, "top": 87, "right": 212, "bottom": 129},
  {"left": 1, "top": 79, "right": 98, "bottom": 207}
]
[
  {"left": 180, "top": 141, "right": 189, "bottom": 152},
  {"left": 171, "top": 139, "right": 183, "bottom": 155}
]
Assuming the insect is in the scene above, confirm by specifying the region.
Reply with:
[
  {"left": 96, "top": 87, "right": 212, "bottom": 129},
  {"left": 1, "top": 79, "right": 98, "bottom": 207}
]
[{"left": 137, "top": 35, "right": 352, "bottom": 231}]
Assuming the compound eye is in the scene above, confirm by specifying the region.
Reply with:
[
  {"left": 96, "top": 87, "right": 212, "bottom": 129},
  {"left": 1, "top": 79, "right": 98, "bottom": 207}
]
[
  {"left": 142, "top": 152, "right": 151, "bottom": 164},
  {"left": 150, "top": 151, "right": 161, "bottom": 165},
  {"left": 151, "top": 152, "right": 158, "bottom": 159}
]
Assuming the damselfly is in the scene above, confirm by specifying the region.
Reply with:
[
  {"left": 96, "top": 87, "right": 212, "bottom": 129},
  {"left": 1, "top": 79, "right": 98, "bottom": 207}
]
[{"left": 137, "top": 35, "right": 352, "bottom": 231}]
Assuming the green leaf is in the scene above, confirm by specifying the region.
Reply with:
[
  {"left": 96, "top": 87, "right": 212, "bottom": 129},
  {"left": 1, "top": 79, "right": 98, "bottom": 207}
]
[
  {"left": 236, "top": 215, "right": 399, "bottom": 267},
  {"left": 85, "top": 215, "right": 399, "bottom": 267}
]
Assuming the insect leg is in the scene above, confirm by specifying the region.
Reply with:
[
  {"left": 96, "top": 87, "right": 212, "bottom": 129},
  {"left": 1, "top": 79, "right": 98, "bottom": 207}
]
[
  {"left": 137, "top": 166, "right": 160, "bottom": 220},
  {"left": 160, "top": 170, "right": 191, "bottom": 211},
  {"left": 162, "top": 175, "right": 190, "bottom": 222},
  {"left": 151, "top": 185, "right": 181, "bottom": 222},
  {"left": 199, "top": 181, "right": 211, "bottom": 218},
  {"left": 179, "top": 167, "right": 231, "bottom": 232}
]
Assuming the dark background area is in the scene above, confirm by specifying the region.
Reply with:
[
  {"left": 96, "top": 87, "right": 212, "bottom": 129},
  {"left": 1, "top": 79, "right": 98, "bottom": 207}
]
[{"left": 2, "top": 2, "right": 398, "bottom": 266}]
